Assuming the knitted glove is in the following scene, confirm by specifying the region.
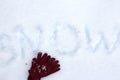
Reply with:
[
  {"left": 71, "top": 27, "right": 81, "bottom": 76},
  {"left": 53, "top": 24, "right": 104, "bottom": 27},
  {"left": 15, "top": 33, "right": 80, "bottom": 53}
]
[{"left": 28, "top": 52, "right": 60, "bottom": 80}]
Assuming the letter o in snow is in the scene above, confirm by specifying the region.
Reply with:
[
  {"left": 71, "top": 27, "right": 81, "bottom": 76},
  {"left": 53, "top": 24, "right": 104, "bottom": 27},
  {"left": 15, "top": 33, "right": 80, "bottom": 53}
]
[{"left": 52, "top": 23, "right": 80, "bottom": 55}]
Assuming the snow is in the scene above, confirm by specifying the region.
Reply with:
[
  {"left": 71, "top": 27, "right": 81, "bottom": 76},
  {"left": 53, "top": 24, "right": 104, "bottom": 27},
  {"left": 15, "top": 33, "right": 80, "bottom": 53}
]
[{"left": 0, "top": 0, "right": 120, "bottom": 80}]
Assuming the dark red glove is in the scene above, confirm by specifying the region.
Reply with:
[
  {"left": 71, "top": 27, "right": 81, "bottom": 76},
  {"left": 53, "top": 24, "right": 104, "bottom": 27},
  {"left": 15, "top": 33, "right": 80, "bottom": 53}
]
[{"left": 28, "top": 52, "right": 60, "bottom": 80}]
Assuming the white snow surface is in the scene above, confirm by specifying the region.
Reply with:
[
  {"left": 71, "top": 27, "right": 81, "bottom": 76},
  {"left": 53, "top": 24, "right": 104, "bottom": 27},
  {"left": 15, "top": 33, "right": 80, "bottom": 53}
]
[{"left": 0, "top": 0, "right": 120, "bottom": 80}]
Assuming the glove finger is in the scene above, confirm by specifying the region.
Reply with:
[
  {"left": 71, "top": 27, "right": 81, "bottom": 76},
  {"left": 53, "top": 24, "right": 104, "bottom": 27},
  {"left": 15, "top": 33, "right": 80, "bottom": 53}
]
[
  {"left": 31, "top": 58, "right": 38, "bottom": 69},
  {"left": 49, "top": 61, "right": 60, "bottom": 69},
  {"left": 40, "top": 53, "right": 48, "bottom": 64},
  {"left": 37, "top": 52, "right": 42, "bottom": 62},
  {"left": 46, "top": 57, "right": 55, "bottom": 67},
  {"left": 45, "top": 55, "right": 51, "bottom": 65}
]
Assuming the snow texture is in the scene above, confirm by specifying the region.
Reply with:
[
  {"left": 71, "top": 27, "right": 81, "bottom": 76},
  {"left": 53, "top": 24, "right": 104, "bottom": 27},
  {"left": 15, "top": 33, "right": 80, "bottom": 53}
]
[{"left": 0, "top": 0, "right": 120, "bottom": 80}]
